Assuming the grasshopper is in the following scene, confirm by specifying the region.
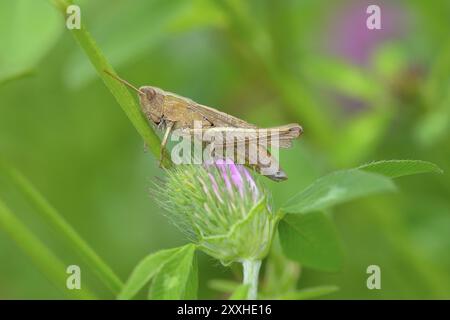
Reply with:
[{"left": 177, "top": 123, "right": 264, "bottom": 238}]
[{"left": 105, "top": 71, "right": 302, "bottom": 181}]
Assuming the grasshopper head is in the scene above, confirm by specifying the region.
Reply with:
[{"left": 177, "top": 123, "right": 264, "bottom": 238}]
[
  {"left": 103, "top": 71, "right": 166, "bottom": 125},
  {"left": 139, "top": 86, "right": 165, "bottom": 125}
]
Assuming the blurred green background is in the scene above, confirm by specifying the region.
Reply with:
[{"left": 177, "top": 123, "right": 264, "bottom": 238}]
[{"left": 0, "top": 0, "right": 449, "bottom": 299}]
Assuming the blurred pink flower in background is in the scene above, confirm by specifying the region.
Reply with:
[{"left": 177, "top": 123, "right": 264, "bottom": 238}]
[{"left": 323, "top": 0, "right": 409, "bottom": 65}]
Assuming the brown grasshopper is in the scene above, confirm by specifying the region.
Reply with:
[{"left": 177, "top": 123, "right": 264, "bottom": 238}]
[{"left": 105, "top": 71, "right": 302, "bottom": 181}]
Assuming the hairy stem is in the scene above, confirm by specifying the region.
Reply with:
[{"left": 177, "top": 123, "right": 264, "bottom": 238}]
[{"left": 242, "top": 260, "right": 261, "bottom": 300}]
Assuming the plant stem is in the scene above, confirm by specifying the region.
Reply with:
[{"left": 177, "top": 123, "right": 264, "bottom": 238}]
[
  {"left": 0, "top": 199, "right": 97, "bottom": 299},
  {"left": 0, "top": 161, "right": 124, "bottom": 294},
  {"left": 242, "top": 259, "right": 261, "bottom": 300},
  {"left": 50, "top": 0, "right": 171, "bottom": 168}
]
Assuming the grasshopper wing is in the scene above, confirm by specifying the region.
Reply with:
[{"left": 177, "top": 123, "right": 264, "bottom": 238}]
[
  {"left": 182, "top": 124, "right": 302, "bottom": 148},
  {"left": 187, "top": 102, "right": 257, "bottom": 128}
]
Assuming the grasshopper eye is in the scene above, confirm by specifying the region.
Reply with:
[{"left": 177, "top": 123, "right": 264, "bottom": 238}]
[{"left": 145, "top": 88, "right": 156, "bottom": 100}]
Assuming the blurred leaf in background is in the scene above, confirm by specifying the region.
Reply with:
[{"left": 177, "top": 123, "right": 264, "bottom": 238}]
[{"left": 0, "top": 0, "right": 62, "bottom": 82}]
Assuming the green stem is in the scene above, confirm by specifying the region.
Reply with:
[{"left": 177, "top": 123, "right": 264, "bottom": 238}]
[
  {"left": 0, "top": 162, "right": 123, "bottom": 294},
  {"left": 242, "top": 259, "right": 261, "bottom": 300},
  {"left": 0, "top": 199, "right": 97, "bottom": 299},
  {"left": 0, "top": 68, "right": 35, "bottom": 87},
  {"left": 50, "top": 0, "right": 171, "bottom": 167}
]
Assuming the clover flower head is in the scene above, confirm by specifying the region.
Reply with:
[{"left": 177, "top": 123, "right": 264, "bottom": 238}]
[{"left": 155, "top": 159, "right": 276, "bottom": 265}]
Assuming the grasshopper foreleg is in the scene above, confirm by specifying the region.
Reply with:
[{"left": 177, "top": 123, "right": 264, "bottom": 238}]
[{"left": 159, "top": 121, "right": 175, "bottom": 168}]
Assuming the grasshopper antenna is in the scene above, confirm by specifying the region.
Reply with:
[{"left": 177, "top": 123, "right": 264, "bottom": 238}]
[{"left": 104, "top": 70, "right": 143, "bottom": 94}]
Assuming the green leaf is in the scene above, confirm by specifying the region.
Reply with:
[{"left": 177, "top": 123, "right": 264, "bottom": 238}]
[
  {"left": 0, "top": 0, "right": 61, "bottom": 80},
  {"left": 277, "top": 285, "right": 339, "bottom": 300},
  {"left": 229, "top": 284, "right": 249, "bottom": 300},
  {"left": 148, "top": 244, "right": 198, "bottom": 300},
  {"left": 278, "top": 212, "right": 343, "bottom": 272},
  {"left": 372, "top": 43, "right": 409, "bottom": 80},
  {"left": 424, "top": 39, "right": 450, "bottom": 105},
  {"left": 282, "top": 170, "right": 396, "bottom": 214},
  {"left": 208, "top": 279, "right": 240, "bottom": 293},
  {"left": 183, "top": 251, "right": 199, "bottom": 300},
  {"left": 167, "top": 0, "right": 226, "bottom": 33},
  {"left": 415, "top": 106, "right": 450, "bottom": 147},
  {"left": 303, "top": 56, "right": 381, "bottom": 101},
  {"left": 332, "top": 110, "right": 392, "bottom": 166},
  {"left": 118, "top": 246, "right": 183, "bottom": 300},
  {"left": 262, "top": 235, "right": 300, "bottom": 297},
  {"left": 359, "top": 160, "right": 443, "bottom": 178}
]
